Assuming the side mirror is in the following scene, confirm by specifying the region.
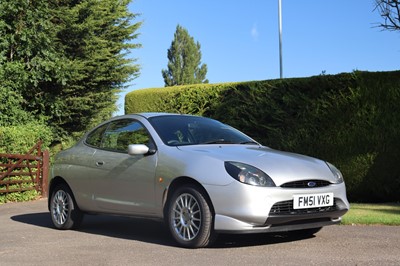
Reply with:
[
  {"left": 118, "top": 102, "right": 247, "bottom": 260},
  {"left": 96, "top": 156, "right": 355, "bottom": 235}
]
[{"left": 128, "top": 144, "right": 149, "bottom": 155}]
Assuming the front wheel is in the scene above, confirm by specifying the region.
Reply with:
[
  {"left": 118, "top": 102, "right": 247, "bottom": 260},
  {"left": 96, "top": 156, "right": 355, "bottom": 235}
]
[
  {"left": 167, "top": 185, "right": 215, "bottom": 248},
  {"left": 50, "top": 184, "right": 83, "bottom": 230}
]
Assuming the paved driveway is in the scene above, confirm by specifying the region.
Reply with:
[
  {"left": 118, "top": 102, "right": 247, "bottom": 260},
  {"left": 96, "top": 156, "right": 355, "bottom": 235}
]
[{"left": 0, "top": 198, "right": 399, "bottom": 265}]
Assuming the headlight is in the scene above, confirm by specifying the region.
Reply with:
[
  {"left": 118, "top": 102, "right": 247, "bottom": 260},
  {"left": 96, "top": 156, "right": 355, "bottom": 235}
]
[
  {"left": 224, "top": 161, "right": 275, "bottom": 187},
  {"left": 326, "top": 162, "right": 344, "bottom": 184}
]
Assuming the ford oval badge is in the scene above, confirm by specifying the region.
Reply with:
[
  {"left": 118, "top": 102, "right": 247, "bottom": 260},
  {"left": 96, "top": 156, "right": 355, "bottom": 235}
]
[{"left": 307, "top": 181, "right": 317, "bottom": 187}]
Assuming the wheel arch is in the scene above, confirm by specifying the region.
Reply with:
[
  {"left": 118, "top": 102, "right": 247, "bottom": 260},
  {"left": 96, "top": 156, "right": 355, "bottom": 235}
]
[
  {"left": 48, "top": 176, "right": 74, "bottom": 210},
  {"left": 163, "top": 176, "right": 215, "bottom": 219}
]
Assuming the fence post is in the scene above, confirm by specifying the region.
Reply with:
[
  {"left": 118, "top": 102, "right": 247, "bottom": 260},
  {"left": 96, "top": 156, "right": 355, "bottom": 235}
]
[{"left": 41, "top": 150, "right": 50, "bottom": 198}]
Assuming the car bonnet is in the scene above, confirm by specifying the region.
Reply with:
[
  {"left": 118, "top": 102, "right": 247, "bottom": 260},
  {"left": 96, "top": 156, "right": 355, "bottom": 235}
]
[{"left": 176, "top": 145, "right": 336, "bottom": 186}]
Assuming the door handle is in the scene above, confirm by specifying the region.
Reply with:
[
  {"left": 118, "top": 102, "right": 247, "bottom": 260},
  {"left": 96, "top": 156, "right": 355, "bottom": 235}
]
[{"left": 96, "top": 161, "right": 104, "bottom": 166}]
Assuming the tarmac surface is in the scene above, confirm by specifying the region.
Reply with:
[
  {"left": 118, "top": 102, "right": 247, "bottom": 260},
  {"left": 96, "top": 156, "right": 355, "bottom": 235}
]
[{"left": 1, "top": 198, "right": 399, "bottom": 265}]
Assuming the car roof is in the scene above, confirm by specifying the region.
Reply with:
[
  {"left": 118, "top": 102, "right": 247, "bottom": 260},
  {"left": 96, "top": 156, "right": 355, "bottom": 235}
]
[
  {"left": 120, "top": 113, "right": 197, "bottom": 119},
  {"left": 138, "top": 112, "right": 181, "bottom": 118}
]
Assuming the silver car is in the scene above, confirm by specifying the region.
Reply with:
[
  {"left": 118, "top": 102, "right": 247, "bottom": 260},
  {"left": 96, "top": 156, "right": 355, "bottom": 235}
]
[{"left": 49, "top": 113, "right": 349, "bottom": 248}]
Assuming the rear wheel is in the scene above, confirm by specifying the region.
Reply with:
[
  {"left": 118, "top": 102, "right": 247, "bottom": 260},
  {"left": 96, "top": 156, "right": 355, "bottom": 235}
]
[
  {"left": 167, "top": 185, "right": 215, "bottom": 248},
  {"left": 50, "top": 184, "right": 83, "bottom": 230}
]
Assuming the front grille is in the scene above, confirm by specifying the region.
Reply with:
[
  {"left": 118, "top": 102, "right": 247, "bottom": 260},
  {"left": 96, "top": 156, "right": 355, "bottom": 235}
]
[
  {"left": 269, "top": 199, "right": 338, "bottom": 216},
  {"left": 281, "top": 180, "right": 331, "bottom": 188}
]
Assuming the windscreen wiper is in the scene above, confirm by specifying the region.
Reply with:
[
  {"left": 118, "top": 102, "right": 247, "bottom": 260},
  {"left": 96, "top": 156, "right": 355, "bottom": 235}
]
[{"left": 202, "top": 139, "right": 234, "bottom": 144}]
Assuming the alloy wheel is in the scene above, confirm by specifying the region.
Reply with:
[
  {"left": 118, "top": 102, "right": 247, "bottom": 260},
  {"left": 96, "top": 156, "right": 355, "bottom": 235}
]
[
  {"left": 52, "top": 190, "right": 69, "bottom": 226},
  {"left": 171, "top": 193, "right": 202, "bottom": 241}
]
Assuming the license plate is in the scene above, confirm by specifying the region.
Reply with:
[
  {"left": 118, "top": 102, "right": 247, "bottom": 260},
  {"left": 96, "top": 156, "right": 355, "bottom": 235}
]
[{"left": 293, "top": 193, "right": 334, "bottom": 209}]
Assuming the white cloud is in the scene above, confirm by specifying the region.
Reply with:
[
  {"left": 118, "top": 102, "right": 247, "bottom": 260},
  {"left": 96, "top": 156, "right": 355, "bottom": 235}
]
[{"left": 251, "top": 23, "right": 259, "bottom": 41}]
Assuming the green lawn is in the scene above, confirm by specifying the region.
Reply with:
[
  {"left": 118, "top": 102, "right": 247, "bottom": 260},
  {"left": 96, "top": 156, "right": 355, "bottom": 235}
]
[{"left": 341, "top": 203, "right": 400, "bottom": 225}]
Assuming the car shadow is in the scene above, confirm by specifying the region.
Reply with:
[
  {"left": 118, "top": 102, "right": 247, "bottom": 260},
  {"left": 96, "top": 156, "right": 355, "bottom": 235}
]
[
  {"left": 11, "top": 212, "right": 313, "bottom": 248},
  {"left": 214, "top": 232, "right": 315, "bottom": 248},
  {"left": 11, "top": 212, "right": 54, "bottom": 228}
]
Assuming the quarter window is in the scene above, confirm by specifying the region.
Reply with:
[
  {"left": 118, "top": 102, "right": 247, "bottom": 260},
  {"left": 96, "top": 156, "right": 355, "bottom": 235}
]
[{"left": 86, "top": 124, "right": 108, "bottom": 147}]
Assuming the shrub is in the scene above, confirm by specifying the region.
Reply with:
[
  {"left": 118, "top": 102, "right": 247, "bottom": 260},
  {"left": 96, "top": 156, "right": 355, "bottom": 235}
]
[
  {"left": 0, "top": 121, "right": 53, "bottom": 203},
  {"left": 0, "top": 121, "right": 53, "bottom": 154}
]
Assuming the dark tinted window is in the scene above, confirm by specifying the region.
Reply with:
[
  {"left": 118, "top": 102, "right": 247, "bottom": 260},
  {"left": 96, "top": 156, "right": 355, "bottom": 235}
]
[{"left": 148, "top": 115, "right": 254, "bottom": 146}]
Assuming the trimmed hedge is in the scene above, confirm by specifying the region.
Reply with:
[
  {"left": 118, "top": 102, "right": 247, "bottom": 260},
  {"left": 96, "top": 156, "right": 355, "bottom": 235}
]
[
  {"left": 125, "top": 71, "right": 400, "bottom": 202},
  {"left": 125, "top": 82, "right": 239, "bottom": 115}
]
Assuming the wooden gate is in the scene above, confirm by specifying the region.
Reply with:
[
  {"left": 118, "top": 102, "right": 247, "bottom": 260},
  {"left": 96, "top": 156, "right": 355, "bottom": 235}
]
[{"left": 0, "top": 141, "right": 49, "bottom": 198}]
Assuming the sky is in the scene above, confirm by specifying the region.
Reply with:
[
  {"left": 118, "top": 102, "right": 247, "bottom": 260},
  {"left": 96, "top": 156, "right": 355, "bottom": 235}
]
[{"left": 115, "top": 0, "right": 400, "bottom": 115}]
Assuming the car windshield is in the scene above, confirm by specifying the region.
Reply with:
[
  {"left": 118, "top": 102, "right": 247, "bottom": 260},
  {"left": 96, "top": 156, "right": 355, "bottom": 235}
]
[{"left": 148, "top": 115, "right": 257, "bottom": 146}]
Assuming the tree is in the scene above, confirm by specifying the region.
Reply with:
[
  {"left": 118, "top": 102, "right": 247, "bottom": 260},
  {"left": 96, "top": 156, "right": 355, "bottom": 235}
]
[
  {"left": 0, "top": 0, "right": 60, "bottom": 126},
  {"left": 51, "top": 0, "right": 142, "bottom": 137},
  {"left": 375, "top": 0, "right": 400, "bottom": 31},
  {"left": 162, "top": 25, "right": 208, "bottom": 86},
  {"left": 0, "top": 0, "right": 141, "bottom": 140}
]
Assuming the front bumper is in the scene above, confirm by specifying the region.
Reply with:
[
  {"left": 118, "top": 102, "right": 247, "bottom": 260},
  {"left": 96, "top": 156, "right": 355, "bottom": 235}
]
[{"left": 204, "top": 181, "right": 349, "bottom": 233}]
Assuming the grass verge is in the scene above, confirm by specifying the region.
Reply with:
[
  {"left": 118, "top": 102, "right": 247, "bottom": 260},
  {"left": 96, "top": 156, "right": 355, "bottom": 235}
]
[{"left": 341, "top": 203, "right": 400, "bottom": 225}]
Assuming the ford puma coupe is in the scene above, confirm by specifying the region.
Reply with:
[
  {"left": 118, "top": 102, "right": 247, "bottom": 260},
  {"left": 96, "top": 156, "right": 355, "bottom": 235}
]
[{"left": 49, "top": 113, "right": 349, "bottom": 248}]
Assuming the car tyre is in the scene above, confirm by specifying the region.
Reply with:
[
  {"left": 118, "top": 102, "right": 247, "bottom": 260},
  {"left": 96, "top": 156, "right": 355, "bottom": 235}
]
[
  {"left": 50, "top": 184, "right": 83, "bottom": 230},
  {"left": 167, "top": 184, "right": 215, "bottom": 248}
]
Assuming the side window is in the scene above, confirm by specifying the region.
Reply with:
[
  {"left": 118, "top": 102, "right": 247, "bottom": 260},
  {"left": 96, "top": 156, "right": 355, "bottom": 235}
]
[
  {"left": 101, "top": 119, "right": 152, "bottom": 152},
  {"left": 86, "top": 124, "right": 108, "bottom": 147}
]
